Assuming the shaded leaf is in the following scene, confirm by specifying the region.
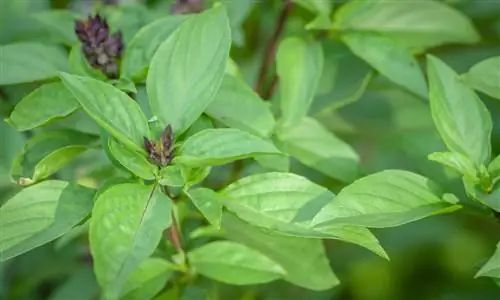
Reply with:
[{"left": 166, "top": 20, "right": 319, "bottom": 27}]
[
  {"left": 464, "top": 56, "right": 500, "bottom": 100},
  {"left": 121, "top": 258, "right": 175, "bottom": 300},
  {"left": 185, "top": 188, "right": 223, "bottom": 228},
  {"left": 108, "top": 138, "right": 158, "bottom": 180},
  {"left": 159, "top": 165, "right": 184, "bottom": 187},
  {"left": 476, "top": 241, "right": 500, "bottom": 279}
]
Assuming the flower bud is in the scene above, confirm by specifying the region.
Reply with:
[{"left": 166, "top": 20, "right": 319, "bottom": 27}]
[{"left": 144, "top": 125, "right": 175, "bottom": 167}]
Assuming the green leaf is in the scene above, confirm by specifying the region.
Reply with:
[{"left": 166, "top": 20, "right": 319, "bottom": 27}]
[
  {"left": 180, "top": 166, "right": 211, "bottom": 189},
  {"left": 33, "top": 10, "right": 80, "bottom": 46},
  {"left": 121, "top": 258, "right": 175, "bottom": 300},
  {"left": 7, "top": 82, "right": 78, "bottom": 131},
  {"left": 221, "top": 213, "right": 339, "bottom": 291},
  {"left": 147, "top": 6, "right": 231, "bottom": 135},
  {"left": 428, "top": 152, "right": 478, "bottom": 182},
  {"left": 310, "top": 40, "right": 372, "bottom": 115},
  {"left": 221, "top": 172, "right": 387, "bottom": 259},
  {"left": 427, "top": 55, "right": 492, "bottom": 166},
  {"left": 158, "top": 165, "right": 184, "bottom": 187},
  {"left": 0, "top": 42, "right": 68, "bottom": 85},
  {"left": 110, "top": 77, "right": 137, "bottom": 94},
  {"left": 464, "top": 181, "right": 500, "bottom": 213},
  {"left": 489, "top": 155, "right": 500, "bottom": 183},
  {"left": 206, "top": 75, "right": 275, "bottom": 138},
  {"left": 476, "top": 241, "right": 500, "bottom": 279},
  {"left": 55, "top": 220, "right": 89, "bottom": 250},
  {"left": 185, "top": 188, "right": 223, "bottom": 228},
  {"left": 90, "top": 183, "right": 172, "bottom": 299},
  {"left": 293, "top": 0, "right": 333, "bottom": 30},
  {"left": 464, "top": 57, "right": 500, "bottom": 100},
  {"left": 48, "top": 267, "right": 98, "bottom": 300},
  {"left": 175, "top": 128, "right": 281, "bottom": 167},
  {"left": 188, "top": 240, "right": 285, "bottom": 285},
  {"left": 121, "top": 15, "right": 188, "bottom": 82},
  {"left": 223, "top": 0, "right": 254, "bottom": 46},
  {"left": 334, "top": 0, "right": 480, "bottom": 50},
  {"left": 68, "top": 45, "right": 107, "bottom": 80},
  {"left": 33, "top": 146, "right": 90, "bottom": 182},
  {"left": 0, "top": 180, "right": 95, "bottom": 261},
  {"left": 276, "top": 117, "right": 359, "bottom": 183},
  {"left": 277, "top": 37, "right": 323, "bottom": 128},
  {"left": 108, "top": 138, "right": 158, "bottom": 180},
  {"left": 59, "top": 73, "right": 150, "bottom": 154},
  {"left": 342, "top": 33, "right": 427, "bottom": 98},
  {"left": 312, "top": 170, "right": 461, "bottom": 228}
]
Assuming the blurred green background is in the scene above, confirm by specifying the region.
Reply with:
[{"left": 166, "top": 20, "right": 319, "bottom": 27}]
[{"left": 2, "top": 0, "right": 500, "bottom": 299}]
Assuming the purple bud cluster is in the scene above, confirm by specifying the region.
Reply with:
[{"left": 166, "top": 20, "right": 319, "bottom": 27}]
[
  {"left": 74, "top": 14, "right": 124, "bottom": 79},
  {"left": 171, "top": 0, "right": 204, "bottom": 15},
  {"left": 144, "top": 125, "right": 175, "bottom": 167}
]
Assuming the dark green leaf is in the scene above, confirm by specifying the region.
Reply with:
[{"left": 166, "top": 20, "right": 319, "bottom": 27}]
[{"left": 48, "top": 267, "right": 98, "bottom": 300}]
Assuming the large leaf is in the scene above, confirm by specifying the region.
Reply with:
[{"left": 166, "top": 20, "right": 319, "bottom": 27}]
[
  {"left": 276, "top": 117, "right": 359, "bottom": 183},
  {"left": 108, "top": 138, "right": 158, "bottom": 180},
  {"left": 175, "top": 128, "right": 281, "bottom": 167},
  {"left": 147, "top": 6, "right": 231, "bottom": 135},
  {"left": 221, "top": 172, "right": 387, "bottom": 258},
  {"left": 427, "top": 55, "right": 492, "bottom": 166},
  {"left": 0, "top": 42, "right": 68, "bottom": 85},
  {"left": 7, "top": 82, "right": 78, "bottom": 131},
  {"left": 311, "top": 170, "right": 461, "bottom": 228},
  {"left": 206, "top": 75, "right": 275, "bottom": 137},
  {"left": 121, "top": 258, "right": 174, "bottom": 300},
  {"left": 59, "top": 73, "right": 150, "bottom": 153},
  {"left": 333, "top": 0, "right": 480, "bottom": 50},
  {"left": 89, "top": 183, "right": 172, "bottom": 299},
  {"left": 476, "top": 242, "right": 500, "bottom": 279},
  {"left": 0, "top": 180, "right": 95, "bottom": 261},
  {"left": 221, "top": 213, "right": 339, "bottom": 291},
  {"left": 464, "top": 57, "right": 500, "bottom": 100},
  {"left": 188, "top": 240, "right": 285, "bottom": 285},
  {"left": 277, "top": 37, "right": 323, "bottom": 128},
  {"left": 121, "top": 15, "right": 188, "bottom": 82},
  {"left": 342, "top": 33, "right": 427, "bottom": 98}
]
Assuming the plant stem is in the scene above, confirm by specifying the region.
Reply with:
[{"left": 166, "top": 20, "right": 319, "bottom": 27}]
[
  {"left": 255, "top": 0, "right": 293, "bottom": 99},
  {"left": 161, "top": 186, "right": 184, "bottom": 254}
]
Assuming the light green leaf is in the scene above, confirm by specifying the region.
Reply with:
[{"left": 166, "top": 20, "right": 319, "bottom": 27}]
[
  {"left": 108, "top": 138, "right": 157, "bottom": 180},
  {"left": 33, "top": 10, "right": 80, "bottom": 46},
  {"left": 276, "top": 117, "right": 359, "bottom": 183},
  {"left": 464, "top": 182, "right": 500, "bottom": 213},
  {"left": 59, "top": 73, "right": 151, "bottom": 154},
  {"left": 121, "top": 258, "right": 175, "bottom": 300},
  {"left": 0, "top": 180, "right": 95, "bottom": 261},
  {"left": 428, "top": 151, "right": 478, "bottom": 182},
  {"left": 476, "top": 241, "right": 500, "bottom": 279},
  {"left": 221, "top": 172, "right": 387, "bottom": 258},
  {"left": 255, "top": 153, "right": 290, "bottom": 172},
  {"left": 121, "top": 15, "right": 188, "bottom": 82},
  {"left": 33, "top": 145, "right": 89, "bottom": 182},
  {"left": 7, "top": 82, "right": 78, "bottom": 131},
  {"left": 147, "top": 6, "right": 231, "bottom": 135},
  {"left": 489, "top": 155, "right": 500, "bottom": 183},
  {"left": 55, "top": 220, "right": 89, "bottom": 250},
  {"left": 0, "top": 42, "right": 68, "bottom": 85},
  {"left": 110, "top": 77, "right": 137, "bottom": 94},
  {"left": 180, "top": 166, "right": 211, "bottom": 189},
  {"left": 159, "top": 165, "right": 184, "bottom": 187},
  {"left": 185, "top": 188, "right": 223, "bottom": 228},
  {"left": 221, "top": 213, "right": 339, "bottom": 290},
  {"left": 206, "top": 75, "right": 275, "bottom": 138},
  {"left": 223, "top": 0, "right": 254, "bottom": 46},
  {"left": 68, "top": 45, "right": 107, "bottom": 80},
  {"left": 293, "top": 0, "right": 333, "bottom": 30},
  {"left": 90, "top": 183, "right": 172, "bottom": 299},
  {"left": 334, "top": 0, "right": 480, "bottom": 50},
  {"left": 312, "top": 170, "right": 461, "bottom": 228},
  {"left": 310, "top": 40, "right": 372, "bottom": 115},
  {"left": 427, "top": 55, "right": 492, "bottom": 165},
  {"left": 48, "top": 267, "right": 98, "bottom": 300},
  {"left": 277, "top": 37, "right": 323, "bottom": 128},
  {"left": 188, "top": 240, "right": 285, "bottom": 285},
  {"left": 175, "top": 128, "right": 281, "bottom": 167},
  {"left": 342, "top": 33, "right": 427, "bottom": 98},
  {"left": 464, "top": 57, "right": 500, "bottom": 100}
]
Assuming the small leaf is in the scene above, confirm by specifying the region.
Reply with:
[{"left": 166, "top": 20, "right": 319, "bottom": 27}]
[
  {"left": 185, "top": 188, "right": 223, "bottom": 228},
  {"left": 108, "top": 138, "right": 157, "bottom": 180},
  {"left": 59, "top": 73, "right": 150, "bottom": 154},
  {"left": 276, "top": 117, "right": 359, "bottom": 183},
  {"left": 0, "top": 180, "right": 95, "bottom": 261},
  {"left": 110, "top": 77, "right": 137, "bottom": 94},
  {"left": 147, "top": 6, "right": 231, "bottom": 135},
  {"left": 293, "top": 0, "right": 333, "bottom": 30},
  {"left": 188, "top": 241, "right": 285, "bottom": 285},
  {"left": 342, "top": 33, "right": 427, "bottom": 98},
  {"left": 277, "top": 37, "right": 323, "bottom": 128},
  {"left": 181, "top": 166, "right": 211, "bottom": 189},
  {"left": 464, "top": 57, "right": 500, "bottom": 100},
  {"left": 428, "top": 151, "right": 478, "bottom": 182},
  {"left": 7, "top": 82, "right": 78, "bottom": 131},
  {"left": 175, "top": 128, "right": 281, "bottom": 167},
  {"left": 90, "top": 183, "right": 172, "bottom": 299},
  {"left": 0, "top": 42, "right": 68, "bottom": 85},
  {"left": 68, "top": 45, "right": 107, "bottom": 80},
  {"left": 121, "top": 258, "right": 175, "bottom": 300},
  {"left": 312, "top": 170, "right": 461, "bottom": 228},
  {"left": 206, "top": 75, "right": 275, "bottom": 137},
  {"left": 33, "top": 145, "right": 89, "bottom": 182},
  {"left": 489, "top": 155, "right": 500, "bottom": 183},
  {"left": 334, "top": 0, "right": 480, "bottom": 50},
  {"left": 121, "top": 15, "right": 188, "bottom": 82},
  {"left": 221, "top": 213, "right": 339, "bottom": 291},
  {"left": 159, "top": 165, "right": 184, "bottom": 187},
  {"left": 476, "top": 241, "right": 500, "bottom": 279},
  {"left": 427, "top": 55, "right": 492, "bottom": 166}
]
